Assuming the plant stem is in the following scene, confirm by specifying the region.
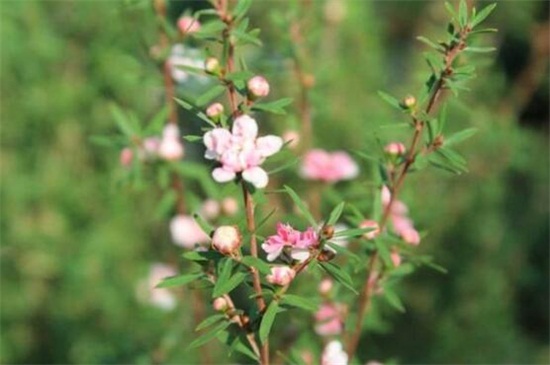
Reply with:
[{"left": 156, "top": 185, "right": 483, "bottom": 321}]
[{"left": 346, "top": 27, "right": 470, "bottom": 359}]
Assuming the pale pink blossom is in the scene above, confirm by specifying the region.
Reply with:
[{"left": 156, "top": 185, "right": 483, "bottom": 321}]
[
  {"left": 212, "top": 225, "right": 242, "bottom": 255},
  {"left": 120, "top": 148, "right": 133, "bottom": 167},
  {"left": 177, "top": 16, "right": 201, "bottom": 34},
  {"left": 359, "top": 220, "right": 380, "bottom": 240},
  {"left": 158, "top": 125, "right": 184, "bottom": 161},
  {"left": 322, "top": 340, "right": 348, "bottom": 365},
  {"left": 200, "top": 199, "right": 221, "bottom": 220},
  {"left": 170, "top": 215, "right": 209, "bottom": 248},
  {"left": 206, "top": 103, "right": 224, "bottom": 118},
  {"left": 213, "top": 297, "right": 228, "bottom": 312},
  {"left": 203, "top": 115, "right": 283, "bottom": 188},
  {"left": 391, "top": 250, "right": 401, "bottom": 267},
  {"left": 319, "top": 278, "right": 334, "bottom": 295},
  {"left": 247, "top": 75, "right": 270, "bottom": 98},
  {"left": 266, "top": 266, "right": 296, "bottom": 286},
  {"left": 400, "top": 228, "right": 420, "bottom": 246},
  {"left": 315, "top": 303, "right": 344, "bottom": 336},
  {"left": 384, "top": 142, "right": 406, "bottom": 155},
  {"left": 300, "top": 149, "right": 359, "bottom": 183},
  {"left": 261, "top": 223, "right": 319, "bottom": 262},
  {"left": 221, "top": 197, "right": 239, "bottom": 216},
  {"left": 137, "top": 263, "right": 178, "bottom": 311}
]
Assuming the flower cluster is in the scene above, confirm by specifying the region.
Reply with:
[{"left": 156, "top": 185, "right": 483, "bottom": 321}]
[
  {"left": 382, "top": 186, "right": 421, "bottom": 245},
  {"left": 300, "top": 149, "right": 359, "bottom": 183},
  {"left": 203, "top": 115, "right": 283, "bottom": 188},
  {"left": 261, "top": 222, "right": 319, "bottom": 262}
]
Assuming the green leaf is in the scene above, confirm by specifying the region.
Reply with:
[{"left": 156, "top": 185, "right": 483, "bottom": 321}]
[
  {"left": 374, "top": 239, "right": 393, "bottom": 267},
  {"left": 471, "top": 3, "right": 497, "bottom": 28},
  {"left": 214, "top": 272, "right": 247, "bottom": 298},
  {"left": 444, "top": 2, "right": 458, "bottom": 20},
  {"left": 145, "top": 106, "right": 169, "bottom": 134},
  {"left": 281, "top": 294, "right": 318, "bottom": 312},
  {"left": 241, "top": 256, "right": 271, "bottom": 275},
  {"left": 252, "top": 98, "right": 293, "bottom": 115},
  {"left": 326, "top": 202, "right": 345, "bottom": 226},
  {"left": 458, "top": 0, "right": 468, "bottom": 27},
  {"left": 319, "top": 262, "right": 357, "bottom": 294},
  {"left": 384, "top": 289, "right": 406, "bottom": 312},
  {"left": 195, "top": 314, "right": 226, "bottom": 331},
  {"left": 469, "top": 28, "right": 498, "bottom": 35},
  {"left": 283, "top": 185, "right": 317, "bottom": 227},
  {"left": 193, "top": 213, "right": 214, "bottom": 237},
  {"left": 259, "top": 301, "right": 279, "bottom": 344},
  {"left": 333, "top": 227, "right": 374, "bottom": 239},
  {"left": 232, "top": 0, "right": 252, "bottom": 20},
  {"left": 174, "top": 98, "right": 216, "bottom": 127},
  {"left": 110, "top": 104, "right": 138, "bottom": 137},
  {"left": 325, "top": 242, "right": 362, "bottom": 266},
  {"left": 156, "top": 273, "right": 203, "bottom": 288},
  {"left": 416, "top": 36, "right": 445, "bottom": 51},
  {"left": 183, "top": 135, "right": 203, "bottom": 142},
  {"left": 196, "top": 84, "right": 226, "bottom": 107},
  {"left": 193, "top": 20, "right": 226, "bottom": 40},
  {"left": 377, "top": 91, "right": 402, "bottom": 110},
  {"left": 182, "top": 250, "right": 224, "bottom": 263},
  {"left": 187, "top": 320, "right": 231, "bottom": 350},
  {"left": 233, "top": 29, "right": 262, "bottom": 46},
  {"left": 225, "top": 70, "right": 254, "bottom": 82},
  {"left": 219, "top": 330, "right": 259, "bottom": 362},
  {"left": 429, "top": 147, "right": 468, "bottom": 174},
  {"left": 444, "top": 128, "right": 477, "bottom": 146},
  {"left": 464, "top": 46, "right": 496, "bottom": 53},
  {"left": 352, "top": 150, "right": 379, "bottom": 163}
]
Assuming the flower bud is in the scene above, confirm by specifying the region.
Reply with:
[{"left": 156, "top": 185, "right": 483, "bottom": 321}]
[
  {"left": 221, "top": 197, "right": 239, "bottom": 216},
  {"left": 318, "top": 278, "right": 333, "bottom": 295},
  {"left": 390, "top": 250, "right": 401, "bottom": 267},
  {"left": 212, "top": 225, "right": 242, "bottom": 255},
  {"left": 177, "top": 16, "right": 201, "bottom": 34},
  {"left": 401, "top": 228, "right": 420, "bottom": 246},
  {"left": 205, "top": 57, "right": 220, "bottom": 75},
  {"left": 321, "top": 225, "right": 335, "bottom": 239},
  {"left": 247, "top": 76, "right": 270, "bottom": 99},
  {"left": 212, "top": 297, "right": 229, "bottom": 312},
  {"left": 266, "top": 266, "right": 296, "bottom": 286},
  {"left": 200, "top": 199, "right": 221, "bottom": 220},
  {"left": 206, "top": 103, "right": 224, "bottom": 119},
  {"left": 402, "top": 95, "right": 416, "bottom": 108},
  {"left": 158, "top": 138, "right": 184, "bottom": 161},
  {"left": 384, "top": 142, "right": 406, "bottom": 156},
  {"left": 359, "top": 220, "right": 380, "bottom": 240},
  {"left": 120, "top": 147, "right": 133, "bottom": 167},
  {"left": 282, "top": 130, "right": 300, "bottom": 150}
]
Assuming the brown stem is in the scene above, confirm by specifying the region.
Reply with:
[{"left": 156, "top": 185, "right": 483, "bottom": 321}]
[{"left": 346, "top": 27, "right": 471, "bottom": 359}]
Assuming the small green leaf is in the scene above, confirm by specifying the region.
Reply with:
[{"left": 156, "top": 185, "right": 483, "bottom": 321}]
[
  {"left": 241, "top": 256, "right": 271, "bottom": 275},
  {"left": 333, "top": 227, "right": 374, "bottom": 239},
  {"left": 374, "top": 239, "right": 393, "bottom": 268},
  {"left": 444, "top": 128, "right": 477, "bottom": 146},
  {"left": 259, "top": 301, "right": 279, "bottom": 344},
  {"left": 195, "top": 314, "right": 226, "bottom": 331},
  {"left": 416, "top": 36, "right": 445, "bottom": 51},
  {"left": 156, "top": 273, "right": 203, "bottom": 288},
  {"left": 233, "top": 29, "right": 262, "bottom": 46},
  {"left": 187, "top": 320, "right": 231, "bottom": 350},
  {"left": 196, "top": 84, "right": 226, "bottom": 107},
  {"left": 384, "top": 289, "right": 406, "bottom": 312},
  {"left": 232, "top": 0, "right": 252, "bottom": 20},
  {"left": 183, "top": 135, "right": 203, "bottom": 142},
  {"left": 182, "top": 250, "right": 223, "bottom": 263},
  {"left": 326, "top": 202, "right": 345, "bottom": 226},
  {"left": 281, "top": 294, "right": 318, "bottom": 312},
  {"left": 110, "top": 104, "right": 138, "bottom": 137},
  {"left": 319, "top": 262, "right": 357, "bottom": 294},
  {"left": 174, "top": 98, "right": 216, "bottom": 127},
  {"left": 458, "top": 0, "right": 468, "bottom": 27},
  {"left": 283, "top": 185, "right": 317, "bottom": 227},
  {"left": 444, "top": 2, "right": 458, "bottom": 20},
  {"left": 377, "top": 91, "right": 403, "bottom": 110},
  {"left": 225, "top": 70, "right": 254, "bottom": 82},
  {"left": 471, "top": 3, "right": 497, "bottom": 28},
  {"left": 464, "top": 46, "right": 496, "bottom": 53},
  {"left": 193, "top": 213, "right": 214, "bottom": 237},
  {"left": 252, "top": 98, "right": 293, "bottom": 115}
]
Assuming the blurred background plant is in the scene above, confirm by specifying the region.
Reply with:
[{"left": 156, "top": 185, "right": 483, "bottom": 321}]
[{"left": 1, "top": 0, "right": 548, "bottom": 364}]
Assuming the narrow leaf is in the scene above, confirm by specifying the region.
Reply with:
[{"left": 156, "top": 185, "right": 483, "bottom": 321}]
[
  {"left": 187, "top": 321, "right": 231, "bottom": 350},
  {"left": 471, "top": 3, "right": 497, "bottom": 28},
  {"left": 259, "top": 301, "right": 279, "bottom": 344},
  {"left": 319, "top": 262, "right": 357, "bottom": 294},
  {"left": 195, "top": 314, "right": 226, "bottom": 331},
  {"left": 281, "top": 294, "right": 318, "bottom": 312},
  {"left": 326, "top": 202, "right": 345, "bottom": 226},
  {"left": 156, "top": 273, "right": 203, "bottom": 288},
  {"left": 283, "top": 185, "right": 317, "bottom": 226},
  {"left": 444, "top": 128, "right": 477, "bottom": 146}
]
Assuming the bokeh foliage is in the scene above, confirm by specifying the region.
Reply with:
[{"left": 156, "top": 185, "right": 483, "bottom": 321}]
[{"left": 1, "top": 0, "right": 548, "bottom": 364}]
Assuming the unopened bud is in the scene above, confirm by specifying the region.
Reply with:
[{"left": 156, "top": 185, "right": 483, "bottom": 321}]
[
  {"left": 282, "top": 130, "right": 300, "bottom": 150},
  {"left": 401, "top": 228, "right": 420, "bottom": 246},
  {"left": 120, "top": 147, "right": 133, "bottom": 167},
  {"left": 211, "top": 225, "right": 242, "bottom": 255},
  {"left": 318, "top": 248, "right": 336, "bottom": 262},
  {"left": 266, "top": 266, "right": 296, "bottom": 286},
  {"left": 359, "top": 220, "right": 380, "bottom": 240},
  {"left": 177, "top": 16, "right": 201, "bottom": 34},
  {"left": 318, "top": 278, "right": 333, "bottom": 295},
  {"left": 390, "top": 250, "right": 401, "bottom": 267},
  {"left": 221, "top": 197, "right": 239, "bottom": 216},
  {"left": 205, "top": 57, "right": 220, "bottom": 75},
  {"left": 201, "top": 199, "right": 220, "bottom": 220},
  {"left": 212, "top": 297, "right": 229, "bottom": 312},
  {"left": 206, "top": 103, "right": 224, "bottom": 119},
  {"left": 158, "top": 138, "right": 184, "bottom": 161},
  {"left": 402, "top": 95, "right": 416, "bottom": 109},
  {"left": 247, "top": 76, "right": 270, "bottom": 99},
  {"left": 384, "top": 142, "right": 406, "bottom": 156},
  {"left": 321, "top": 225, "right": 335, "bottom": 239}
]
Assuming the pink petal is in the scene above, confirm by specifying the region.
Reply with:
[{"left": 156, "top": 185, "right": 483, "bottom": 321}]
[
  {"left": 212, "top": 167, "right": 236, "bottom": 183},
  {"left": 232, "top": 115, "right": 258, "bottom": 140},
  {"left": 242, "top": 167, "right": 268, "bottom": 188},
  {"left": 256, "top": 136, "right": 283, "bottom": 157}
]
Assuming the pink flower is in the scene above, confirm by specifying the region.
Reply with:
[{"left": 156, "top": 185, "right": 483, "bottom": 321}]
[
  {"left": 391, "top": 250, "right": 402, "bottom": 267},
  {"left": 158, "top": 125, "right": 184, "bottom": 161},
  {"left": 300, "top": 149, "right": 359, "bottom": 183},
  {"left": 120, "top": 147, "right": 133, "bottom": 167},
  {"left": 262, "top": 223, "right": 319, "bottom": 262},
  {"left": 384, "top": 142, "right": 406, "bottom": 155},
  {"left": 203, "top": 115, "right": 283, "bottom": 188},
  {"left": 400, "top": 228, "right": 420, "bottom": 246},
  {"left": 221, "top": 197, "right": 239, "bottom": 216},
  {"left": 381, "top": 186, "right": 421, "bottom": 245},
  {"left": 136, "top": 263, "right": 178, "bottom": 311},
  {"left": 206, "top": 103, "right": 224, "bottom": 119},
  {"left": 211, "top": 225, "right": 242, "bottom": 255},
  {"left": 359, "top": 220, "right": 380, "bottom": 240},
  {"left": 247, "top": 76, "right": 270, "bottom": 98},
  {"left": 170, "top": 215, "right": 209, "bottom": 248},
  {"left": 315, "top": 303, "right": 344, "bottom": 336},
  {"left": 266, "top": 266, "right": 296, "bottom": 286},
  {"left": 322, "top": 341, "right": 348, "bottom": 365},
  {"left": 177, "top": 16, "right": 201, "bottom": 34},
  {"left": 319, "top": 278, "right": 333, "bottom": 295}
]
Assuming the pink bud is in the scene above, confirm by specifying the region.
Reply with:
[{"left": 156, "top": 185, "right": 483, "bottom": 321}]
[
  {"left": 390, "top": 250, "right": 401, "bottom": 267},
  {"left": 401, "top": 228, "right": 420, "bottom": 246},
  {"left": 359, "top": 220, "right": 380, "bottom": 240},
  {"left": 158, "top": 138, "right": 184, "bottom": 161},
  {"left": 206, "top": 103, "right": 224, "bottom": 119},
  {"left": 266, "top": 266, "right": 296, "bottom": 286},
  {"left": 120, "top": 148, "right": 133, "bottom": 167},
  {"left": 212, "top": 297, "right": 228, "bottom": 312},
  {"left": 247, "top": 76, "right": 270, "bottom": 98},
  {"left": 282, "top": 130, "right": 300, "bottom": 150},
  {"left": 201, "top": 199, "right": 221, "bottom": 220},
  {"left": 381, "top": 185, "right": 392, "bottom": 206},
  {"left": 385, "top": 142, "right": 406, "bottom": 156},
  {"left": 318, "top": 278, "right": 333, "bottom": 295},
  {"left": 221, "top": 197, "right": 239, "bottom": 216},
  {"left": 177, "top": 16, "right": 201, "bottom": 34},
  {"left": 211, "top": 225, "right": 242, "bottom": 255}
]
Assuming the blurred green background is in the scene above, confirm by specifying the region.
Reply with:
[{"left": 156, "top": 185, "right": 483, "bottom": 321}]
[{"left": 1, "top": 0, "right": 548, "bottom": 364}]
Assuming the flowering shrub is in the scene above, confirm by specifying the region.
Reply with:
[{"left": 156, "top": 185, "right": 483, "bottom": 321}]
[{"left": 103, "top": 0, "right": 498, "bottom": 363}]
